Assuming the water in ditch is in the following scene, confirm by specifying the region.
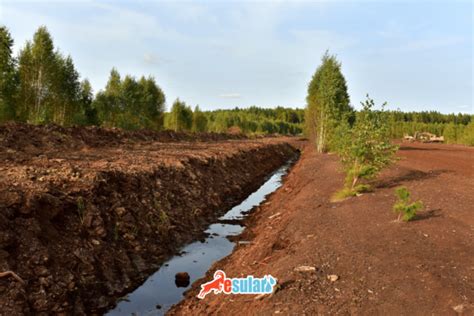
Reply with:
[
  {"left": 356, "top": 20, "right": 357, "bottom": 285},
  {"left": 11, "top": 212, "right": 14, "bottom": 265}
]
[{"left": 107, "top": 158, "right": 295, "bottom": 316}]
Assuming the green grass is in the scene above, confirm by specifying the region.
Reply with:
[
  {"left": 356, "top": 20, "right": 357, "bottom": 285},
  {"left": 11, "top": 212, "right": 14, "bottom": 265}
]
[{"left": 331, "top": 184, "right": 372, "bottom": 202}]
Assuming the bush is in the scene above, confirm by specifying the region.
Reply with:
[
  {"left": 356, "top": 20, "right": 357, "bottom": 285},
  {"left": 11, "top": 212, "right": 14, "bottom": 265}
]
[
  {"left": 393, "top": 186, "right": 423, "bottom": 222},
  {"left": 332, "top": 96, "right": 398, "bottom": 200}
]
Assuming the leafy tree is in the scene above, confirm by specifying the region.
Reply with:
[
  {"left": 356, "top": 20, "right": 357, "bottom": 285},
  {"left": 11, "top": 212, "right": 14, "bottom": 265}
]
[
  {"left": 138, "top": 76, "right": 166, "bottom": 130},
  {"left": 0, "top": 26, "right": 18, "bottom": 122},
  {"left": 94, "top": 69, "right": 121, "bottom": 126},
  {"left": 192, "top": 105, "right": 208, "bottom": 132},
  {"left": 93, "top": 70, "right": 166, "bottom": 130},
  {"left": 118, "top": 74, "right": 142, "bottom": 129},
  {"left": 305, "top": 52, "right": 352, "bottom": 152},
  {"left": 15, "top": 26, "right": 83, "bottom": 125},
  {"left": 17, "top": 26, "right": 57, "bottom": 123},
  {"left": 53, "top": 54, "right": 81, "bottom": 125},
  {"left": 166, "top": 99, "right": 192, "bottom": 131},
  {"left": 393, "top": 186, "right": 423, "bottom": 222},
  {"left": 77, "top": 79, "right": 99, "bottom": 125},
  {"left": 332, "top": 96, "right": 398, "bottom": 200}
]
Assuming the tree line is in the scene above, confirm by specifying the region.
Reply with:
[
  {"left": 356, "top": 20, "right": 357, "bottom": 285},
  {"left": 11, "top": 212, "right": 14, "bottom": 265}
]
[
  {"left": 0, "top": 25, "right": 304, "bottom": 135},
  {"left": 386, "top": 111, "right": 473, "bottom": 145},
  {"left": 0, "top": 25, "right": 471, "bottom": 142},
  {"left": 0, "top": 26, "right": 167, "bottom": 130},
  {"left": 163, "top": 100, "right": 304, "bottom": 134}
]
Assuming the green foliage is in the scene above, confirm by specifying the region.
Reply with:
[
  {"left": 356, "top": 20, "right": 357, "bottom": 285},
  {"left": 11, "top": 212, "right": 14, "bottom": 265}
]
[
  {"left": 17, "top": 26, "right": 58, "bottom": 123},
  {"left": 387, "top": 110, "right": 471, "bottom": 125},
  {"left": 2, "top": 26, "right": 165, "bottom": 129},
  {"left": 14, "top": 26, "right": 98, "bottom": 126},
  {"left": 204, "top": 106, "right": 304, "bottom": 135},
  {"left": 393, "top": 186, "right": 423, "bottom": 222},
  {"left": 93, "top": 69, "right": 166, "bottom": 130},
  {"left": 165, "top": 99, "right": 193, "bottom": 131},
  {"left": 331, "top": 187, "right": 358, "bottom": 201},
  {"left": 0, "top": 26, "right": 18, "bottom": 122},
  {"left": 459, "top": 122, "right": 474, "bottom": 146},
  {"left": 0, "top": 26, "right": 326, "bottom": 136},
  {"left": 386, "top": 110, "right": 473, "bottom": 146},
  {"left": 77, "top": 79, "right": 99, "bottom": 125},
  {"left": 192, "top": 105, "right": 208, "bottom": 132},
  {"left": 305, "top": 51, "right": 352, "bottom": 152},
  {"left": 333, "top": 96, "right": 398, "bottom": 198}
]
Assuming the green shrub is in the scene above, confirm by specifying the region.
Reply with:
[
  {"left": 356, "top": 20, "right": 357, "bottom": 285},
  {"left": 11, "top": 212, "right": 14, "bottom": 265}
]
[
  {"left": 393, "top": 186, "right": 423, "bottom": 222},
  {"left": 332, "top": 96, "right": 398, "bottom": 199}
]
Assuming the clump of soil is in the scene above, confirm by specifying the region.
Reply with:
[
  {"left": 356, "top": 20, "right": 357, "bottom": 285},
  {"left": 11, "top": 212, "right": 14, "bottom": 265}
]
[
  {"left": 175, "top": 272, "right": 191, "bottom": 288},
  {"left": 0, "top": 123, "right": 298, "bottom": 314}
]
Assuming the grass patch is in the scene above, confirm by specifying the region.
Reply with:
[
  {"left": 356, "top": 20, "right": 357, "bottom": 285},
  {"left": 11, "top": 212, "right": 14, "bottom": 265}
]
[
  {"left": 331, "top": 184, "right": 372, "bottom": 202},
  {"left": 331, "top": 188, "right": 357, "bottom": 202}
]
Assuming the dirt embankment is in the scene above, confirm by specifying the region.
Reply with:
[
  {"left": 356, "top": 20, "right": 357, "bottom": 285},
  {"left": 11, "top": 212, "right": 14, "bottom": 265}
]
[
  {"left": 171, "top": 142, "right": 473, "bottom": 315},
  {"left": 0, "top": 123, "right": 299, "bottom": 314}
]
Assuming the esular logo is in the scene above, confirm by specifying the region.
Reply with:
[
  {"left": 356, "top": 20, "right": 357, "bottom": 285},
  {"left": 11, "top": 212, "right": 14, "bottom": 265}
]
[{"left": 197, "top": 270, "right": 277, "bottom": 299}]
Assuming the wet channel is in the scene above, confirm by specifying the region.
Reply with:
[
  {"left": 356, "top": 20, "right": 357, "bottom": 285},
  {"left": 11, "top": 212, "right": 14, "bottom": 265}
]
[{"left": 107, "top": 158, "right": 295, "bottom": 315}]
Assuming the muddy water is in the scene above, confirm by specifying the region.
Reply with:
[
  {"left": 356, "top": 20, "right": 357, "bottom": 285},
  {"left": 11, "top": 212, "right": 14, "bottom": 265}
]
[{"left": 107, "top": 159, "right": 295, "bottom": 316}]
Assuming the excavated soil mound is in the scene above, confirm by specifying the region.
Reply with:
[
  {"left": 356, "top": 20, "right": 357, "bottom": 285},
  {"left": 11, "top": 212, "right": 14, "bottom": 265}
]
[
  {"left": 0, "top": 122, "right": 246, "bottom": 153},
  {"left": 0, "top": 123, "right": 298, "bottom": 314}
]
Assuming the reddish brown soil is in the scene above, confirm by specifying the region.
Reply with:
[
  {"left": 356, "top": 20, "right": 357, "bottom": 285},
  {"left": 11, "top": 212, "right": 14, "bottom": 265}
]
[
  {"left": 171, "top": 142, "right": 474, "bottom": 315},
  {"left": 0, "top": 123, "right": 299, "bottom": 314}
]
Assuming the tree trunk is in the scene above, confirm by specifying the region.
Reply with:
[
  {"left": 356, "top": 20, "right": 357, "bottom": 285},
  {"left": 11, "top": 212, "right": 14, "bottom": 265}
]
[
  {"left": 317, "top": 111, "right": 325, "bottom": 153},
  {"left": 35, "top": 68, "right": 42, "bottom": 121},
  {"left": 351, "top": 175, "right": 358, "bottom": 189}
]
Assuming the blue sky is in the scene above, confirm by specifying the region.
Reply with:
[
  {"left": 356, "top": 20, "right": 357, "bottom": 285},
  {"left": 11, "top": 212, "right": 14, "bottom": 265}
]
[{"left": 1, "top": 0, "right": 472, "bottom": 113}]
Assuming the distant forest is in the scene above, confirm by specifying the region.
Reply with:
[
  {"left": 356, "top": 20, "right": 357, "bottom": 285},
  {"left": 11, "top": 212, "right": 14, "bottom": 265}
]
[{"left": 0, "top": 26, "right": 472, "bottom": 144}]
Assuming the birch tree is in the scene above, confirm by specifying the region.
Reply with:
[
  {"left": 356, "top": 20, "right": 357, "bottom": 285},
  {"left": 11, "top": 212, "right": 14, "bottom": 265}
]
[
  {"left": 17, "top": 26, "right": 57, "bottom": 123},
  {"left": 305, "top": 52, "right": 352, "bottom": 152}
]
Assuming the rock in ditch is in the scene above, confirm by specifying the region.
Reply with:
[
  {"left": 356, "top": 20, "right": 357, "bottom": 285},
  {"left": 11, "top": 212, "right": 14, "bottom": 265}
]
[{"left": 175, "top": 272, "right": 190, "bottom": 288}]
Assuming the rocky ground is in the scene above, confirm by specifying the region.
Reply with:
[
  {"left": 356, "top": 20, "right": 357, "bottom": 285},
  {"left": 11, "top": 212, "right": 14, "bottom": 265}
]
[
  {"left": 0, "top": 123, "right": 299, "bottom": 314},
  {"left": 170, "top": 142, "right": 474, "bottom": 316}
]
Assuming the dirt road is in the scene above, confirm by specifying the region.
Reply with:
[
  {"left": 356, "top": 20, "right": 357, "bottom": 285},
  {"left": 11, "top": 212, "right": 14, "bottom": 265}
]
[{"left": 171, "top": 142, "right": 474, "bottom": 315}]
